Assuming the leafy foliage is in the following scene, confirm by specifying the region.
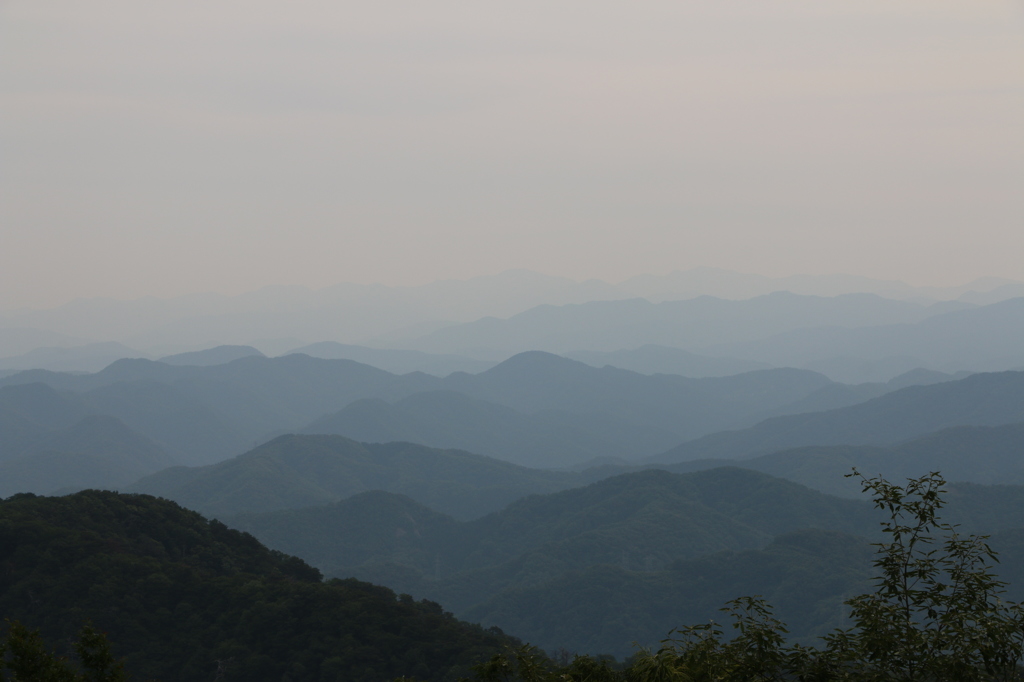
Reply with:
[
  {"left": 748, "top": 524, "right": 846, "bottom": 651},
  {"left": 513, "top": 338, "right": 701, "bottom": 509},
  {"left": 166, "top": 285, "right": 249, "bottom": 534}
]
[
  {"left": 0, "top": 621, "right": 127, "bottom": 682},
  {"left": 464, "top": 471, "right": 1024, "bottom": 681},
  {"left": 813, "top": 470, "right": 1024, "bottom": 680}
]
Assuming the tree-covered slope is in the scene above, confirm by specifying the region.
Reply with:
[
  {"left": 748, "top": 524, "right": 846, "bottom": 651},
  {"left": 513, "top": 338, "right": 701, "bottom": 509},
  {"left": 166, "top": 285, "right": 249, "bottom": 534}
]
[
  {"left": 229, "top": 467, "right": 879, "bottom": 588},
  {"left": 226, "top": 490, "right": 462, "bottom": 578},
  {"left": 461, "top": 529, "right": 876, "bottom": 658},
  {"left": 449, "top": 468, "right": 878, "bottom": 574},
  {"left": 458, "top": 513, "right": 1024, "bottom": 662},
  {"left": 130, "top": 434, "right": 583, "bottom": 520},
  {"left": 226, "top": 466, "right": 1024, "bottom": 659},
  {"left": 228, "top": 467, "right": 885, "bottom": 653},
  {"left": 0, "top": 490, "right": 513, "bottom": 681}
]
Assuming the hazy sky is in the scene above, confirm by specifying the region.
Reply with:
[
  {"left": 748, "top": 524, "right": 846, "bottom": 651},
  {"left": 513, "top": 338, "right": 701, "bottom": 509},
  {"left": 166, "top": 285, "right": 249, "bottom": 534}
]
[{"left": 2, "top": 1, "right": 1023, "bottom": 309}]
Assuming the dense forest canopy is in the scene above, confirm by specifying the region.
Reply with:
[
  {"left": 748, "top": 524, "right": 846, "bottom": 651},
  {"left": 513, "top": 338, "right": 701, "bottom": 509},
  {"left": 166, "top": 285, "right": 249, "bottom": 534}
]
[{"left": 0, "top": 490, "right": 514, "bottom": 682}]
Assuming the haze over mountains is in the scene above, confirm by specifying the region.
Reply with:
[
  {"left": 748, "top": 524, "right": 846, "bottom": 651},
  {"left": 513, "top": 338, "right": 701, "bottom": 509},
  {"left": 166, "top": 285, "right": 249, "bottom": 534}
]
[
  {"left": 665, "top": 421, "right": 1024, "bottom": 498},
  {"left": 653, "top": 370, "right": 1024, "bottom": 463},
  {"left": 3, "top": 269, "right": 1024, "bottom": 381},
  {"left": 0, "top": 331, "right": 1018, "bottom": 499},
  {"left": 3, "top": 347, "right": 966, "bottom": 478},
  {"left": 6, "top": 268, "right": 1024, "bottom": 666}
]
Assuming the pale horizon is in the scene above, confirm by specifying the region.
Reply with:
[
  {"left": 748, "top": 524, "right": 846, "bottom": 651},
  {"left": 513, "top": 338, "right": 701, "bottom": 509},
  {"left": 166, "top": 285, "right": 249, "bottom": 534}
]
[
  {"left": 1, "top": 266, "right": 1022, "bottom": 315},
  {"left": 3, "top": 1, "right": 1023, "bottom": 309}
]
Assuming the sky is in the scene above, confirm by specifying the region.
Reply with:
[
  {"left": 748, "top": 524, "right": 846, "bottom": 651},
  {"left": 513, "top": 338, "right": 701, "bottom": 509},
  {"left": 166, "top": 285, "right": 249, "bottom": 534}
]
[{"left": 2, "top": 1, "right": 1023, "bottom": 309}]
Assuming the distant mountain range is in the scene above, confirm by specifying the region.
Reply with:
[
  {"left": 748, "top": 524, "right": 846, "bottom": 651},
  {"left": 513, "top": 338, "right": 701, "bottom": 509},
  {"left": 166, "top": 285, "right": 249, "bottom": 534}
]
[
  {"left": 0, "top": 326, "right": 87, "bottom": 357},
  {"left": 0, "top": 351, "right": 1003, "bottom": 491},
  {"left": 0, "top": 351, "right": 863, "bottom": 470},
  {"left": 403, "top": 293, "right": 968, "bottom": 357},
  {"left": 2, "top": 269, "right": 1019, "bottom": 354},
  {"left": 564, "top": 344, "right": 769, "bottom": 378},
  {"left": 6, "top": 269, "right": 1024, "bottom": 666},
  {"left": 662, "top": 421, "right": 1024, "bottom": 498},
  {"left": 709, "top": 297, "right": 1024, "bottom": 381},
  {"left": 0, "top": 341, "right": 142, "bottom": 373},
  {"left": 158, "top": 344, "right": 264, "bottom": 366},
  {"left": 398, "top": 295, "right": 1024, "bottom": 383},
  {"left": 301, "top": 391, "right": 683, "bottom": 468},
  {"left": 652, "top": 370, "right": 1024, "bottom": 463},
  {"left": 130, "top": 396, "right": 1024, "bottom": 527},
  {"left": 287, "top": 341, "right": 494, "bottom": 376},
  {"left": 0, "top": 413, "right": 174, "bottom": 497},
  {"left": 0, "top": 382, "right": 174, "bottom": 497},
  {"left": 2, "top": 279, "right": 1022, "bottom": 386},
  {"left": 129, "top": 434, "right": 583, "bottom": 520}
]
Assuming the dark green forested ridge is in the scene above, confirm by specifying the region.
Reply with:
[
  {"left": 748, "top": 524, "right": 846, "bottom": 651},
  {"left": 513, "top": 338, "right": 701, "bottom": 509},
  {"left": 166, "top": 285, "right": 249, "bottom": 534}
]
[
  {"left": 228, "top": 467, "right": 1024, "bottom": 657},
  {"left": 458, "top": 471, "right": 1024, "bottom": 681},
  {"left": 0, "top": 490, "right": 513, "bottom": 681},
  {"left": 228, "top": 468, "right": 886, "bottom": 655},
  {"left": 228, "top": 467, "right": 881, "bottom": 581},
  {"left": 226, "top": 490, "right": 463, "bottom": 578},
  {"left": 460, "top": 528, "right": 876, "bottom": 657}
]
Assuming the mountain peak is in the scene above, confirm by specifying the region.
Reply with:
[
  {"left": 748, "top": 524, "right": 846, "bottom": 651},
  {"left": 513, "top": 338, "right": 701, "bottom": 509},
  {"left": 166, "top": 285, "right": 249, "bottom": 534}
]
[
  {"left": 484, "top": 351, "right": 594, "bottom": 376},
  {"left": 159, "top": 345, "right": 265, "bottom": 367}
]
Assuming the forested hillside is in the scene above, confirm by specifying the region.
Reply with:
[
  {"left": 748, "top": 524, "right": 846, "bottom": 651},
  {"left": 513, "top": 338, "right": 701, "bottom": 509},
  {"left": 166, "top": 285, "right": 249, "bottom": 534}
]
[
  {"left": 0, "top": 490, "right": 513, "bottom": 681},
  {"left": 225, "top": 466, "right": 1024, "bottom": 656},
  {"left": 227, "top": 468, "right": 883, "bottom": 654}
]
